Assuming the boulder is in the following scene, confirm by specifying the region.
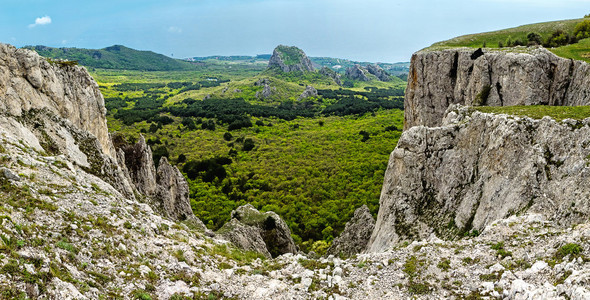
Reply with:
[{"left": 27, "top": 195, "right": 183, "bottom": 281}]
[
  {"left": 298, "top": 85, "right": 318, "bottom": 100},
  {"left": 327, "top": 205, "right": 375, "bottom": 257},
  {"left": 219, "top": 204, "right": 297, "bottom": 258}
]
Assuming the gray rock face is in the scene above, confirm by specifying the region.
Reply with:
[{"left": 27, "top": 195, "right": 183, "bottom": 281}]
[
  {"left": 319, "top": 67, "right": 342, "bottom": 85},
  {"left": 345, "top": 64, "right": 369, "bottom": 81},
  {"left": 113, "top": 135, "right": 200, "bottom": 223},
  {"left": 219, "top": 204, "right": 297, "bottom": 258},
  {"left": 327, "top": 205, "right": 375, "bottom": 257},
  {"left": 405, "top": 47, "right": 590, "bottom": 129},
  {"left": 114, "top": 135, "right": 157, "bottom": 197},
  {"left": 268, "top": 45, "right": 314, "bottom": 73},
  {"left": 366, "top": 64, "right": 391, "bottom": 82},
  {"left": 218, "top": 219, "right": 272, "bottom": 258},
  {"left": 255, "top": 84, "right": 275, "bottom": 99},
  {"left": 298, "top": 85, "right": 318, "bottom": 100},
  {"left": 0, "top": 43, "right": 115, "bottom": 157},
  {"left": 367, "top": 106, "right": 590, "bottom": 252},
  {"left": 156, "top": 157, "right": 201, "bottom": 224}
]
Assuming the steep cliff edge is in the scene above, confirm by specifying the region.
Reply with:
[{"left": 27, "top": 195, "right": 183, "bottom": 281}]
[
  {"left": 404, "top": 47, "right": 590, "bottom": 129},
  {"left": 368, "top": 105, "right": 590, "bottom": 252},
  {"left": 0, "top": 43, "right": 114, "bottom": 156}
]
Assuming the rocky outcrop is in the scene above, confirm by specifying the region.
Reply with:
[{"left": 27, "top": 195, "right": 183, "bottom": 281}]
[
  {"left": 366, "top": 64, "right": 391, "bottom": 82},
  {"left": 405, "top": 47, "right": 590, "bottom": 129},
  {"left": 345, "top": 64, "right": 369, "bottom": 81},
  {"left": 114, "top": 135, "right": 157, "bottom": 197},
  {"left": 219, "top": 204, "right": 297, "bottom": 258},
  {"left": 0, "top": 43, "right": 115, "bottom": 157},
  {"left": 113, "top": 134, "right": 200, "bottom": 223},
  {"left": 255, "top": 84, "right": 275, "bottom": 99},
  {"left": 327, "top": 205, "right": 375, "bottom": 257},
  {"left": 319, "top": 67, "right": 342, "bottom": 85},
  {"left": 156, "top": 157, "right": 203, "bottom": 225},
  {"left": 268, "top": 45, "right": 314, "bottom": 73},
  {"left": 298, "top": 85, "right": 318, "bottom": 100},
  {"left": 367, "top": 105, "right": 590, "bottom": 252},
  {"left": 218, "top": 219, "right": 272, "bottom": 257}
]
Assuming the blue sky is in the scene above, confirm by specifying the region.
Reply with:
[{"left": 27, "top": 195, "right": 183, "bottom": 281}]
[{"left": 0, "top": 0, "right": 587, "bottom": 62}]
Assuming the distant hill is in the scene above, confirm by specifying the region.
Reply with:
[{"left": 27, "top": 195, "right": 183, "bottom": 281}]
[
  {"left": 26, "top": 45, "right": 196, "bottom": 71},
  {"left": 187, "top": 55, "right": 410, "bottom": 75}
]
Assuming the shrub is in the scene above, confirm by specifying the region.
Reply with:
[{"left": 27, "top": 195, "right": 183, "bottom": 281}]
[
  {"left": 556, "top": 243, "right": 583, "bottom": 260},
  {"left": 223, "top": 132, "right": 233, "bottom": 141},
  {"left": 527, "top": 32, "right": 542, "bottom": 45},
  {"left": 242, "top": 138, "right": 255, "bottom": 151},
  {"left": 574, "top": 19, "right": 590, "bottom": 40}
]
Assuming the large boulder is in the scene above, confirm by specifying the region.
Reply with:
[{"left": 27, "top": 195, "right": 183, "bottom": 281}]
[
  {"left": 218, "top": 204, "right": 297, "bottom": 258},
  {"left": 327, "top": 205, "right": 375, "bottom": 257},
  {"left": 298, "top": 85, "right": 318, "bottom": 100}
]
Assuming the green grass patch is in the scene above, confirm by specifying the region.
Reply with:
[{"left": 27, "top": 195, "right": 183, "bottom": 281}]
[
  {"left": 550, "top": 37, "right": 590, "bottom": 63},
  {"left": 428, "top": 18, "right": 583, "bottom": 49},
  {"left": 474, "top": 105, "right": 590, "bottom": 122}
]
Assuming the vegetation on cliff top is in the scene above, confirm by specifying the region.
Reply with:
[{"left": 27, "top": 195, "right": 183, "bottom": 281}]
[
  {"left": 475, "top": 105, "right": 590, "bottom": 122},
  {"left": 427, "top": 17, "right": 590, "bottom": 63}
]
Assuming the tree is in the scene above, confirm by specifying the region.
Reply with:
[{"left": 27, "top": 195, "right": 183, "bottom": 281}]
[
  {"left": 223, "top": 132, "right": 233, "bottom": 141},
  {"left": 574, "top": 19, "right": 590, "bottom": 40},
  {"left": 527, "top": 32, "right": 542, "bottom": 45},
  {"left": 177, "top": 154, "right": 186, "bottom": 164},
  {"left": 242, "top": 138, "right": 255, "bottom": 151}
]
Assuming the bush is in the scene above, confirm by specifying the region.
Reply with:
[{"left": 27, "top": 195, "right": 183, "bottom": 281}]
[
  {"left": 223, "top": 132, "right": 233, "bottom": 141},
  {"left": 574, "top": 19, "right": 590, "bottom": 40},
  {"left": 556, "top": 243, "right": 583, "bottom": 259},
  {"left": 527, "top": 32, "right": 542, "bottom": 45},
  {"left": 544, "top": 30, "right": 576, "bottom": 48},
  {"left": 242, "top": 138, "right": 255, "bottom": 151}
]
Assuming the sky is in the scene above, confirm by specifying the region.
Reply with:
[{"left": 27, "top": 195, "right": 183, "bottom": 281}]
[{"left": 0, "top": 0, "right": 587, "bottom": 63}]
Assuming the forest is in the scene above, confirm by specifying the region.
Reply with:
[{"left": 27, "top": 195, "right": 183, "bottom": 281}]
[{"left": 96, "top": 68, "right": 406, "bottom": 253}]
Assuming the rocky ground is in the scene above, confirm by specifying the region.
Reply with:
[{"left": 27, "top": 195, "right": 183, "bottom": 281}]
[{"left": 1, "top": 128, "right": 588, "bottom": 299}]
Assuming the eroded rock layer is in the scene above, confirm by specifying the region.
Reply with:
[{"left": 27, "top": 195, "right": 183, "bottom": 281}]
[
  {"left": 405, "top": 47, "right": 590, "bottom": 129},
  {"left": 368, "top": 105, "right": 590, "bottom": 252}
]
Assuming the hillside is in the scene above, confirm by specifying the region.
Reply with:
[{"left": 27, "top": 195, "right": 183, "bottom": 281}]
[
  {"left": 26, "top": 45, "right": 197, "bottom": 71},
  {"left": 427, "top": 17, "right": 590, "bottom": 62}
]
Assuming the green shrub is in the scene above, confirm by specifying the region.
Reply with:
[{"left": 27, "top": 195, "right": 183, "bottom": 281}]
[
  {"left": 556, "top": 243, "right": 583, "bottom": 259},
  {"left": 574, "top": 19, "right": 590, "bottom": 40}
]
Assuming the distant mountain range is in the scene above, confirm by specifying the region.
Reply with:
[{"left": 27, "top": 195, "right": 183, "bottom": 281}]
[
  {"left": 189, "top": 55, "right": 410, "bottom": 75},
  {"left": 26, "top": 45, "right": 409, "bottom": 75}
]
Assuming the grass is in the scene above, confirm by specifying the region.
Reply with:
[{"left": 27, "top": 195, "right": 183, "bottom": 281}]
[
  {"left": 426, "top": 18, "right": 590, "bottom": 62},
  {"left": 474, "top": 105, "right": 590, "bottom": 122},
  {"left": 428, "top": 18, "right": 583, "bottom": 50},
  {"left": 550, "top": 37, "right": 590, "bottom": 63}
]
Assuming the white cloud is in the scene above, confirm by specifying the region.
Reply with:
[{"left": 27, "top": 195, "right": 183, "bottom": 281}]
[
  {"left": 168, "top": 26, "right": 182, "bottom": 34},
  {"left": 29, "top": 16, "right": 52, "bottom": 28}
]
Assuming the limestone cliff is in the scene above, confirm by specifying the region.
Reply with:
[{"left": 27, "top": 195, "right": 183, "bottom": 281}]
[
  {"left": 368, "top": 105, "right": 590, "bottom": 252},
  {"left": 404, "top": 47, "right": 590, "bottom": 129},
  {"left": 0, "top": 43, "right": 115, "bottom": 156}
]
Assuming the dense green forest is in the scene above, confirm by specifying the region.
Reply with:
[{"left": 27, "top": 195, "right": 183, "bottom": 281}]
[{"left": 93, "top": 65, "right": 406, "bottom": 252}]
